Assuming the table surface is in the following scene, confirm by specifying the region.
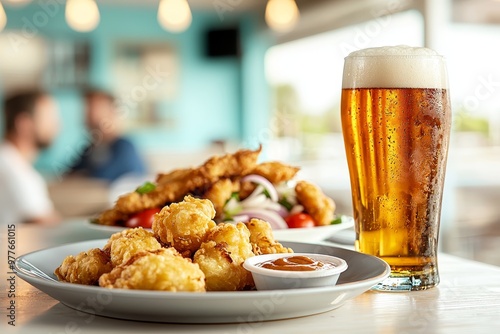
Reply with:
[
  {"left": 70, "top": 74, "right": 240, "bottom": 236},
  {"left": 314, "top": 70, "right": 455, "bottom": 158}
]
[{"left": 2, "top": 220, "right": 500, "bottom": 334}]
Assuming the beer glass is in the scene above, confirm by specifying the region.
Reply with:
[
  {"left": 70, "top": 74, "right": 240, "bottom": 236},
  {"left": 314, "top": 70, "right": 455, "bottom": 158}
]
[{"left": 341, "top": 46, "right": 451, "bottom": 291}]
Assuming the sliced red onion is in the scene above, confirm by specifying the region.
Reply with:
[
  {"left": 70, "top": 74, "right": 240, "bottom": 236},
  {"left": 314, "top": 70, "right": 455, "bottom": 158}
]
[
  {"left": 239, "top": 208, "right": 288, "bottom": 230},
  {"left": 263, "top": 201, "right": 282, "bottom": 212},
  {"left": 276, "top": 205, "right": 289, "bottom": 218},
  {"left": 241, "top": 174, "right": 278, "bottom": 202},
  {"left": 231, "top": 215, "right": 250, "bottom": 223},
  {"left": 240, "top": 193, "right": 268, "bottom": 208}
]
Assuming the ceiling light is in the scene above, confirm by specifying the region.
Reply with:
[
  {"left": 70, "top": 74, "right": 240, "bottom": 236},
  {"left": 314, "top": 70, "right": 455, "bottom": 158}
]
[
  {"left": 158, "top": 0, "right": 192, "bottom": 33},
  {"left": 65, "top": 0, "right": 100, "bottom": 32},
  {"left": 265, "top": 0, "right": 300, "bottom": 32}
]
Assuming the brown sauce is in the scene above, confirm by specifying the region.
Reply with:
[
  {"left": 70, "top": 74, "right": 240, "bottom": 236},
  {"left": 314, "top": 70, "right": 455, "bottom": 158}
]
[{"left": 257, "top": 256, "right": 336, "bottom": 272}]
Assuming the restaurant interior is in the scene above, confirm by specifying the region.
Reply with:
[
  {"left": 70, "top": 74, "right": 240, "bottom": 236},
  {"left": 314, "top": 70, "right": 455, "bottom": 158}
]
[{"left": 0, "top": 0, "right": 499, "bottom": 269}]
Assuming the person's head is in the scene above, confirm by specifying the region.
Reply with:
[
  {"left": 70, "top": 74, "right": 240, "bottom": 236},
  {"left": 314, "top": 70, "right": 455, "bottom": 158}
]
[
  {"left": 3, "top": 90, "right": 60, "bottom": 150},
  {"left": 83, "top": 89, "right": 118, "bottom": 136}
]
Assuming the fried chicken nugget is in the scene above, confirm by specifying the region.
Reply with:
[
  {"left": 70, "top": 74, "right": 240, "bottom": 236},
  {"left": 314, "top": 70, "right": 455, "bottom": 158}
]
[
  {"left": 153, "top": 196, "right": 216, "bottom": 257},
  {"left": 193, "top": 223, "right": 254, "bottom": 291},
  {"left": 245, "top": 219, "right": 293, "bottom": 255},
  {"left": 202, "top": 178, "right": 240, "bottom": 219},
  {"left": 55, "top": 248, "right": 112, "bottom": 285},
  {"left": 99, "top": 248, "right": 205, "bottom": 292},
  {"left": 295, "top": 180, "right": 336, "bottom": 226},
  {"left": 103, "top": 227, "right": 162, "bottom": 266}
]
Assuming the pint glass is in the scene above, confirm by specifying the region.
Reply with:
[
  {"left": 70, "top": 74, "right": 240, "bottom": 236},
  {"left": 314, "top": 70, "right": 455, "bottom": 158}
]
[{"left": 341, "top": 46, "right": 451, "bottom": 291}]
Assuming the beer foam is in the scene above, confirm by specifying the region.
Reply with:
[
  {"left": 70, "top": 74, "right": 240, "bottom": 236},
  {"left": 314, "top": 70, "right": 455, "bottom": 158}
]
[{"left": 342, "top": 46, "right": 448, "bottom": 89}]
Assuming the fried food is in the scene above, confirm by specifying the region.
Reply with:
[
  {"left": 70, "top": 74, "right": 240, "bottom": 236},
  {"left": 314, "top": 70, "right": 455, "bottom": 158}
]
[
  {"left": 94, "top": 209, "right": 129, "bottom": 226},
  {"left": 153, "top": 196, "right": 216, "bottom": 257},
  {"left": 202, "top": 178, "right": 240, "bottom": 219},
  {"left": 55, "top": 248, "right": 112, "bottom": 285},
  {"left": 251, "top": 162, "right": 300, "bottom": 185},
  {"left": 95, "top": 147, "right": 262, "bottom": 225},
  {"left": 99, "top": 248, "right": 205, "bottom": 292},
  {"left": 199, "top": 146, "right": 262, "bottom": 182},
  {"left": 245, "top": 219, "right": 293, "bottom": 255},
  {"left": 56, "top": 194, "right": 303, "bottom": 292},
  {"left": 103, "top": 227, "right": 162, "bottom": 266},
  {"left": 193, "top": 223, "right": 254, "bottom": 291},
  {"left": 295, "top": 180, "right": 336, "bottom": 226}
]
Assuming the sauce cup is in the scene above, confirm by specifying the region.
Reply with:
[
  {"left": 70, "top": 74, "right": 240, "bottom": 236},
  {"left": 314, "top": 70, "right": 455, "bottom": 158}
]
[{"left": 243, "top": 253, "right": 348, "bottom": 290}]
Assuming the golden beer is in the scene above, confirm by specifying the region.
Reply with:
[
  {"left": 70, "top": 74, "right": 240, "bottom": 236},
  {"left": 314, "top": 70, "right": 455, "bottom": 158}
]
[{"left": 341, "top": 47, "right": 451, "bottom": 291}]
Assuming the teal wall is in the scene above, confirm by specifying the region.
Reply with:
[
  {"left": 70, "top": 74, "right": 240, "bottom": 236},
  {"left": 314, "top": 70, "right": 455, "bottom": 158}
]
[{"left": 1, "top": 3, "right": 272, "bottom": 177}]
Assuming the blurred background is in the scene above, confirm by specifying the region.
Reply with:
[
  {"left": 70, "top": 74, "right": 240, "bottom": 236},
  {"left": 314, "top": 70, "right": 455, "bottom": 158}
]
[{"left": 0, "top": 0, "right": 499, "bottom": 265}]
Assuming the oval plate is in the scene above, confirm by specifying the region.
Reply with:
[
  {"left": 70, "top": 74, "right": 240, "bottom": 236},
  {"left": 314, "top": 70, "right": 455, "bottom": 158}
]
[{"left": 15, "top": 240, "right": 389, "bottom": 324}]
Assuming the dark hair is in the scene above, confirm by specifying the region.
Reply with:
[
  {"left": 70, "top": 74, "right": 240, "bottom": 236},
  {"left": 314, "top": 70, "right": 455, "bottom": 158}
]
[
  {"left": 83, "top": 88, "right": 115, "bottom": 103},
  {"left": 3, "top": 90, "right": 48, "bottom": 135}
]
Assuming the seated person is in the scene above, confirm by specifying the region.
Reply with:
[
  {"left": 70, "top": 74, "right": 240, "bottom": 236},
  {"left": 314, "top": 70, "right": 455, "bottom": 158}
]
[
  {"left": 69, "top": 89, "right": 146, "bottom": 183},
  {"left": 0, "top": 90, "right": 60, "bottom": 226}
]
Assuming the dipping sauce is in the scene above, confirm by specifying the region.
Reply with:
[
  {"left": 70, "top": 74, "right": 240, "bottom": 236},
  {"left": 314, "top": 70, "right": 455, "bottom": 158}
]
[{"left": 257, "top": 255, "right": 336, "bottom": 272}]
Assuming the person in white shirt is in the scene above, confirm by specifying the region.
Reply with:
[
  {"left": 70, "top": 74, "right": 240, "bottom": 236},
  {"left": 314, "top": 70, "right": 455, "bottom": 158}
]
[{"left": 0, "top": 90, "right": 60, "bottom": 226}]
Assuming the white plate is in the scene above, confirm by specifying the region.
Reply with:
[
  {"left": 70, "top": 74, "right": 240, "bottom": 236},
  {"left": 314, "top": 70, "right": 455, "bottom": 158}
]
[
  {"left": 85, "top": 215, "right": 355, "bottom": 242},
  {"left": 15, "top": 239, "right": 389, "bottom": 324}
]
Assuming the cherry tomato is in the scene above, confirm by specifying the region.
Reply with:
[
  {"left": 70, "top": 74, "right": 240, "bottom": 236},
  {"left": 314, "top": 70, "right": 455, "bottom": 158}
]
[
  {"left": 125, "top": 208, "right": 161, "bottom": 228},
  {"left": 285, "top": 213, "right": 315, "bottom": 228}
]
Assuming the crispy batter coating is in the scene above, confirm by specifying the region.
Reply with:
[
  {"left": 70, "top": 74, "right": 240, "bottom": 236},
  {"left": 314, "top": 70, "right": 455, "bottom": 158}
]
[
  {"left": 295, "top": 180, "right": 336, "bottom": 226},
  {"left": 99, "top": 248, "right": 205, "bottom": 292},
  {"left": 96, "top": 147, "right": 261, "bottom": 225},
  {"left": 94, "top": 209, "right": 129, "bottom": 226},
  {"left": 152, "top": 196, "right": 216, "bottom": 257},
  {"left": 245, "top": 219, "right": 293, "bottom": 255},
  {"left": 202, "top": 178, "right": 240, "bottom": 218},
  {"left": 55, "top": 248, "right": 112, "bottom": 285},
  {"left": 103, "top": 227, "right": 162, "bottom": 266},
  {"left": 193, "top": 223, "right": 254, "bottom": 291},
  {"left": 251, "top": 162, "right": 300, "bottom": 185},
  {"left": 199, "top": 146, "right": 261, "bottom": 182}
]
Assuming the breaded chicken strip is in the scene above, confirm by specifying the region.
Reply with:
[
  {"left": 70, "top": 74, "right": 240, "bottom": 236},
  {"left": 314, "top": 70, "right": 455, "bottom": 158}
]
[
  {"left": 153, "top": 196, "right": 216, "bottom": 257},
  {"left": 251, "top": 162, "right": 300, "bottom": 185},
  {"left": 295, "top": 180, "right": 336, "bottom": 226},
  {"left": 202, "top": 178, "right": 240, "bottom": 219},
  {"left": 96, "top": 147, "right": 261, "bottom": 225},
  {"left": 99, "top": 248, "right": 205, "bottom": 292},
  {"left": 193, "top": 223, "right": 254, "bottom": 291},
  {"left": 93, "top": 209, "right": 129, "bottom": 226},
  {"left": 103, "top": 227, "right": 162, "bottom": 266},
  {"left": 245, "top": 219, "right": 293, "bottom": 255},
  {"left": 55, "top": 248, "right": 112, "bottom": 285},
  {"left": 199, "top": 146, "right": 262, "bottom": 183}
]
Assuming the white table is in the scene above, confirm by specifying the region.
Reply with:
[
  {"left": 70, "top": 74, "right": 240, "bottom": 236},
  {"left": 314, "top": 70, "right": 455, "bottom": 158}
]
[{"left": 2, "top": 220, "right": 500, "bottom": 334}]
